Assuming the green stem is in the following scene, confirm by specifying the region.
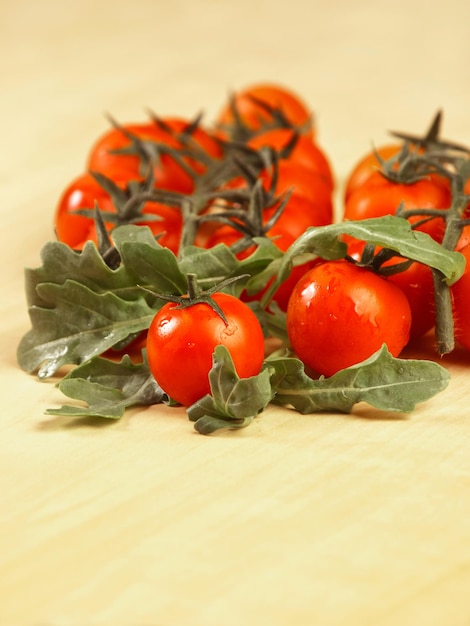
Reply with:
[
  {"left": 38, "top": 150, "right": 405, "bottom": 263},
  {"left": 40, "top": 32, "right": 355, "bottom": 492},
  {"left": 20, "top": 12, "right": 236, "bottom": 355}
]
[
  {"left": 432, "top": 269, "right": 454, "bottom": 354},
  {"left": 186, "top": 273, "right": 202, "bottom": 300},
  {"left": 433, "top": 172, "right": 467, "bottom": 355}
]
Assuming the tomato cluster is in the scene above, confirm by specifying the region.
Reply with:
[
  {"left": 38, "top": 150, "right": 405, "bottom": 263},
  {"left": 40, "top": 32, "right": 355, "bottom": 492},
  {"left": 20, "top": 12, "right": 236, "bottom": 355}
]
[
  {"left": 336, "top": 115, "right": 470, "bottom": 360},
  {"left": 51, "top": 84, "right": 470, "bottom": 402},
  {"left": 55, "top": 83, "right": 334, "bottom": 279},
  {"left": 286, "top": 110, "right": 470, "bottom": 376},
  {"left": 53, "top": 83, "right": 338, "bottom": 403}
]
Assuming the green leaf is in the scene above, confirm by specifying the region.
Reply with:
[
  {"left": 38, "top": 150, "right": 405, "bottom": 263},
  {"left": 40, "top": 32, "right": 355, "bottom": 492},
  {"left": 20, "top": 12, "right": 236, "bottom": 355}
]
[
  {"left": 178, "top": 238, "right": 281, "bottom": 296},
  {"left": 261, "top": 216, "right": 466, "bottom": 307},
  {"left": 267, "top": 344, "right": 450, "bottom": 414},
  {"left": 45, "top": 354, "right": 165, "bottom": 419},
  {"left": 187, "top": 345, "right": 274, "bottom": 434},
  {"left": 23, "top": 240, "right": 141, "bottom": 308},
  {"left": 17, "top": 280, "right": 156, "bottom": 377},
  {"left": 113, "top": 225, "right": 187, "bottom": 295}
]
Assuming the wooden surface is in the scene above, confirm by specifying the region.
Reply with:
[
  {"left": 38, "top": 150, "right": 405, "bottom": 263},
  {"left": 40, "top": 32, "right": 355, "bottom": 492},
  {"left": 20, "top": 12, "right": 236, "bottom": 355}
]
[{"left": 2, "top": 1, "right": 470, "bottom": 624}]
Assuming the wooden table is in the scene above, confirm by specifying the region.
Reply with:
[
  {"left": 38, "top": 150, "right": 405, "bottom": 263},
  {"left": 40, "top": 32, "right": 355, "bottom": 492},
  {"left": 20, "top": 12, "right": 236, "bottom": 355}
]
[{"left": 2, "top": 1, "right": 470, "bottom": 624}]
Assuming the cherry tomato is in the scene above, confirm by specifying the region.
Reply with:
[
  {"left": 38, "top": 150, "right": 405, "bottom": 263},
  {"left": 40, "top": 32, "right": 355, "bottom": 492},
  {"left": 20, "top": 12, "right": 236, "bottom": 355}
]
[
  {"left": 286, "top": 259, "right": 412, "bottom": 377},
  {"left": 344, "top": 143, "right": 404, "bottom": 202},
  {"left": 137, "top": 200, "right": 183, "bottom": 255},
  {"left": 54, "top": 172, "right": 124, "bottom": 248},
  {"left": 213, "top": 159, "right": 333, "bottom": 227},
  {"left": 55, "top": 172, "right": 183, "bottom": 254},
  {"left": 343, "top": 175, "right": 452, "bottom": 242},
  {"left": 87, "top": 122, "right": 195, "bottom": 193},
  {"left": 259, "top": 160, "right": 334, "bottom": 225},
  {"left": 451, "top": 243, "right": 470, "bottom": 351},
  {"left": 146, "top": 293, "right": 265, "bottom": 406},
  {"left": 153, "top": 116, "right": 223, "bottom": 173},
  {"left": 247, "top": 128, "right": 335, "bottom": 191},
  {"left": 346, "top": 239, "right": 435, "bottom": 339},
  {"left": 216, "top": 83, "right": 314, "bottom": 139},
  {"left": 77, "top": 201, "right": 184, "bottom": 255}
]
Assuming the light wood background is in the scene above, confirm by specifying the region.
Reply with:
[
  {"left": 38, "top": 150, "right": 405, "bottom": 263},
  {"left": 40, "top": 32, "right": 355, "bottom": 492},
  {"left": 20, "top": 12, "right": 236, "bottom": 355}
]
[{"left": 1, "top": 1, "right": 470, "bottom": 625}]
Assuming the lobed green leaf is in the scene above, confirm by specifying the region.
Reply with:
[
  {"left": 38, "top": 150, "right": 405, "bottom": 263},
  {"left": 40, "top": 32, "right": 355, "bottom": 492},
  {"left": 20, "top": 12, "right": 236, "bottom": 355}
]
[
  {"left": 45, "top": 353, "right": 165, "bottom": 419},
  {"left": 113, "top": 225, "right": 187, "bottom": 295},
  {"left": 267, "top": 344, "right": 451, "bottom": 414},
  {"left": 187, "top": 345, "right": 274, "bottom": 434},
  {"left": 23, "top": 240, "right": 140, "bottom": 308},
  {"left": 17, "top": 281, "right": 156, "bottom": 377}
]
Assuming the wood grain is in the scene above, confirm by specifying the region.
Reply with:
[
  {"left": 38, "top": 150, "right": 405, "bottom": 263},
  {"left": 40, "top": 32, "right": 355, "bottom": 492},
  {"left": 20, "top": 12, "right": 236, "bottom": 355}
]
[{"left": 1, "top": 1, "right": 470, "bottom": 625}]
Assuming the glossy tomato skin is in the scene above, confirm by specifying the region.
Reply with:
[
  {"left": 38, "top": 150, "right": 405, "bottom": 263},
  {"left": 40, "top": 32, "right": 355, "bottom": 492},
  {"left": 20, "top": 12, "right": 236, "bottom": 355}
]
[
  {"left": 451, "top": 243, "right": 470, "bottom": 351},
  {"left": 386, "top": 261, "right": 435, "bottom": 339},
  {"left": 343, "top": 176, "right": 452, "bottom": 242},
  {"left": 346, "top": 238, "right": 435, "bottom": 339},
  {"left": 136, "top": 201, "right": 183, "bottom": 255},
  {"left": 216, "top": 83, "right": 314, "bottom": 139},
  {"left": 286, "top": 260, "right": 412, "bottom": 377},
  {"left": 146, "top": 293, "right": 265, "bottom": 406}
]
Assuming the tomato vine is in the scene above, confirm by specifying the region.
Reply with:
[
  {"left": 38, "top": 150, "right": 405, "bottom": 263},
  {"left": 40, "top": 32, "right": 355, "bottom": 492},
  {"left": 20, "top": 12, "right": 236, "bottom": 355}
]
[{"left": 16, "top": 83, "right": 470, "bottom": 434}]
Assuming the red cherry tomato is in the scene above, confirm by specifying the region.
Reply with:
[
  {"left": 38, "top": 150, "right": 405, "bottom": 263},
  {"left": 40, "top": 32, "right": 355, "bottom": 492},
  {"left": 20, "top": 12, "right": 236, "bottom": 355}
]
[
  {"left": 146, "top": 293, "right": 265, "bottom": 406},
  {"left": 344, "top": 143, "right": 403, "bottom": 202},
  {"left": 87, "top": 122, "right": 195, "bottom": 193},
  {"left": 54, "top": 172, "right": 124, "bottom": 248},
  {"left": 286, "top": 259, "right": 412, "bottom": 377},
  {"left": 154, "top": 117, "right": 223, "bottom": 173},
  {"left": 247, "top": 128, "right": 335, "bottom": 191},
  {"left": 343, "top": 175, "right": 452, "bottom": 242},
  {"left": 216, "top": 83, "right": 314, "bottom": 139},
  {"left": 259, "top": 161, "right": 334, "bottom": 225},
  {"left": 346, "top": 238, "right": 435, "bottom": 339},
  {"left": 55, "top": 172, "right": 183, "bottom": 254}
]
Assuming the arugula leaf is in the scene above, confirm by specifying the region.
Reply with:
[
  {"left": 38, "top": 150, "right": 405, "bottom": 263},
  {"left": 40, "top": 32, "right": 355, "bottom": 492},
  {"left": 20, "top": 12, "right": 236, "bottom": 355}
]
[
  {"left": 17, "top": 280, "right": 156, "bottom": 377},
  {"left": 178, "top": 237, "right": 282, "bottom": 296},
  {"left": 267, "top": 344, "right": 450, "bottom": 413},
  {"left": 188, "top": 344, "right": 450, "bottom": 435},
  {"left": 113, "top": 225, "right": 187, "bottom": 295},
  {"left": 45, "top": 353, "right": 165, "bottom": 419},
  {"left": 259, "top": 216, "right": 466, "bottom": 307},
  {"left": 187, "top": 345, "right": 274, "bottom": 434},
  {"left": 23, "top": 240, "right": 141, "bottom": 308},
  {"left": 18, "top": 218, "right": 456, "bottom": 434}
]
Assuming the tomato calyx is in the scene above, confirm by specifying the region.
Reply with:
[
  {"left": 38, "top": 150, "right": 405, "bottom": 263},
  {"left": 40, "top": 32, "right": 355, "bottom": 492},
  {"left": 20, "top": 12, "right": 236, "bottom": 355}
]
[
  {"left": 104, "top": 113, "right": 213, "bottom": 183},
  {"left": 376, "top": 110, "right": 470, "bottom": 187},
  {"left": 146, "top": 109, "right": 224, "bottom": 170},
  {"left": 390, "top": 109, "right": 470, "bottom": 155},
  {"left": 203, "top": 179, "right": 291, "bottom": 256},
  {"left": 86, "top": 202, "right": 122, "bottom": 269},
  {"left": 347, "top": 242, "right": 414, "bottom": 277},
  {"left": 372, "top": 143, "right": 444, "bottom": 185},
  {"left": 142, "top": 273, "right": 250, "bottom": 326},
  {"left": 216, "top": 92, "right": 313, "bottom": 142}
]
